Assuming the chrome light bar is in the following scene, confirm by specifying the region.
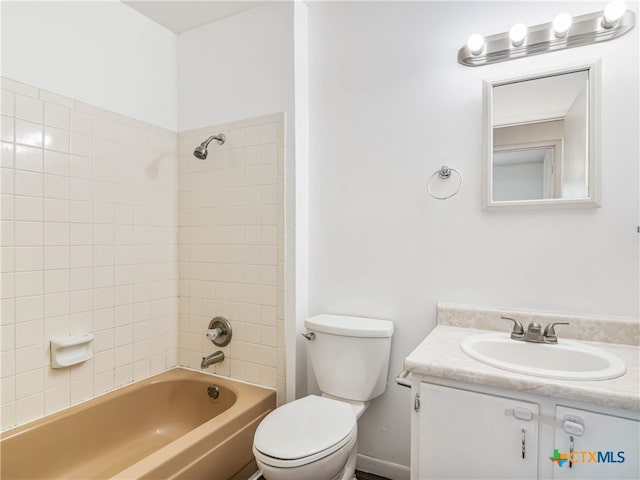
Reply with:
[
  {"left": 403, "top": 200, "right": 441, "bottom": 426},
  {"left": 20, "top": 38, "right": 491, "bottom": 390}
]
[{"left": 458, "top": 8, "right": 635, "bottom": 67}]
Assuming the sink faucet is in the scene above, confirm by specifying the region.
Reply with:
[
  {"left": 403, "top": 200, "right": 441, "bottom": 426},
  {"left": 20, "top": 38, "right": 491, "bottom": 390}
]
[
  {"left": 201, "top": 350, "right": 224, "bottom": 369},
  {"left": 501, "top": 316, "right": 569, "bottom": 344}
]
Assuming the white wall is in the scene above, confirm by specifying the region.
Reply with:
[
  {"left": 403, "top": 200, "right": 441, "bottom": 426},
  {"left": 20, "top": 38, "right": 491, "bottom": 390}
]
[
  {"left": 1, "top": 1, "right": 177, "bottom": 131},
  {"left": 293, "top": 1, "right": 310, "bottom": 401},
  {"left": 177, "top": 2, "right": 294, "bottom": 131},
  {"left": 307, "top": 0, "right": 639, "bottom": 472},
  {"left": 177, "top": 1, "right": 299, "bottom": 400}
]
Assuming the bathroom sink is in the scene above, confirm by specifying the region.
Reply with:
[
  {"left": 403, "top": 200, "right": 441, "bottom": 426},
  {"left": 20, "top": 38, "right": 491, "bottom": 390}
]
[{"left": 460, "top": 333, "right": 626, "bottom": 381}]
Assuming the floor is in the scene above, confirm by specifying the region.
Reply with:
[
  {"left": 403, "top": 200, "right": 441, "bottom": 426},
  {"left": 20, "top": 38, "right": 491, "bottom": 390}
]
[
  {"left": 259, "top": 472, "right": 389, "bottom": 480},
  {"left": 355, "top": 471, "right": 390, "bottom": 480}
]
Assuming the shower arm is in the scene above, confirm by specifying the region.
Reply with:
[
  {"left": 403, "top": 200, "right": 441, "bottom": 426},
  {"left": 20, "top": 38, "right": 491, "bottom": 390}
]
[{"left": 201, "top": 134, "right": 226, "bottom": 147}]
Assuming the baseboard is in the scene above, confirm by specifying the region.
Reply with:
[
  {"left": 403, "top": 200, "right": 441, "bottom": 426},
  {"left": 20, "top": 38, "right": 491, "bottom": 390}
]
[
  {"left": 357, "top": 453, "right": 410, "bottom": 480},
  {"left": 246, "top": 469, "right": 262, "bottom": 480},
  {"left": 233, "top": 462, "right": 260, "bottom": 480}
]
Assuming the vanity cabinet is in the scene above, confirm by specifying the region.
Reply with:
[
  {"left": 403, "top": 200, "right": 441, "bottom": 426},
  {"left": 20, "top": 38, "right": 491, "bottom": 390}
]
[
  {"left": 552, "top": 406, "right": 639, "bottom": 480},
  {"left": 411, "top": 378, "right": 639, "bottom": 480},
  {"left": 415, "top": 383, "right": 539, "bottom": 479}
]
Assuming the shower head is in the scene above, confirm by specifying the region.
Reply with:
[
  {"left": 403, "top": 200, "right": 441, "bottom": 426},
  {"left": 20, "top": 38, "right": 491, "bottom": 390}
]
[
  {"left": 193, "top": 144, "right": 208, "bottom": 160},
  {"left": 193, "top": 133, "right": 226, "bottom": 160}
]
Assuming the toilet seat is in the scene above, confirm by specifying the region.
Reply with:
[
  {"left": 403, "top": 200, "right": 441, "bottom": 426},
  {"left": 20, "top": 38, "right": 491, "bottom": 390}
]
[{"left": 253, "top": 395, "right": 357, "bottom": 468}]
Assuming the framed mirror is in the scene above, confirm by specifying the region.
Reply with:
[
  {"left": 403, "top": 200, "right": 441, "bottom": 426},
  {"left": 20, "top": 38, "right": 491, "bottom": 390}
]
[{"left": 483, "top": 62, "right": 600, "bottom": 209}]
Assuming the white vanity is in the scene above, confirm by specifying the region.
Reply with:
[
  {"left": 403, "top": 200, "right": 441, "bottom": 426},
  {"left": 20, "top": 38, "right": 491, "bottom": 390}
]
[{"left": 404, "top": 304, "right": 640, "bottom": 480}]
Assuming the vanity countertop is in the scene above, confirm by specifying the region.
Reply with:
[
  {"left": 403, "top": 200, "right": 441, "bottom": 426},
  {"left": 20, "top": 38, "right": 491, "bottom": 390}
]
[{"left": 404, "top": 325, "right": 640, "bottom": 411}]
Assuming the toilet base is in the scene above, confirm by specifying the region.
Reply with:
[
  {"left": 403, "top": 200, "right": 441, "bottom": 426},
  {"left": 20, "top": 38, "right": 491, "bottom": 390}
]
[
  {"left": 341, "top": 440, "right": 357, "bottom": 480},
  {"left": 257, "top": 438, "right": 358, "bottom": 480}
]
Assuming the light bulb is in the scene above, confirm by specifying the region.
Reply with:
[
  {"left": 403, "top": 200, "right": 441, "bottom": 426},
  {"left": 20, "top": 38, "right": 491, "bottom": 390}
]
[
  {"left": 552, "top": 13, "right": 573, "bottom": 38},
  {"left": 467, "top": 34, "right": 485, "bottom": 55},
  {"left": 509, "top": 23, "right": 527, "bottom": 47},
  {"left": 603, "top": 0, "right": 626, "bottom": 28}
]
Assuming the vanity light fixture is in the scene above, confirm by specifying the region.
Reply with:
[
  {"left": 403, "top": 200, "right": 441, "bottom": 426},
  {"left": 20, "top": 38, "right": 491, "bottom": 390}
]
[
  {"left": 458, "top": 1, "right": 635, "bottom": 66},
  {"left": 466, "top": 33, "right": 485, "bottom": 56},
  {"left": 509, "top": 23, "right": 527, "bottom": 47},
  {"left": 552, "top": 13, "right": 573, "bottom": 38},
  {"left": 603, "top": 0, "right": 627, "bottom": 28}
]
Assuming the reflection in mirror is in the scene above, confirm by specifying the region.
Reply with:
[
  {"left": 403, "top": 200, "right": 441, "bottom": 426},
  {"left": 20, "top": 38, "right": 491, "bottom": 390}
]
[
  {"left": 493, "top": 144, "right": 559, "bottom": 201},
  {"left": 483, "top": 64, "right": 599, "bottom": 209}
]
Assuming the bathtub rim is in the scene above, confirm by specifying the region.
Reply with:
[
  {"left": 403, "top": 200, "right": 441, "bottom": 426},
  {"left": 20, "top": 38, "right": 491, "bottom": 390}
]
[{"left": 1, "top": 366, "right": 275, "bottom": 439}]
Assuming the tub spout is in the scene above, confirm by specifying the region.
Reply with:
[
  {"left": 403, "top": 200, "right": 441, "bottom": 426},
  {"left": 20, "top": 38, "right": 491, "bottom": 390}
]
[{"left": 201, "top": 351, "right": 224, "bottom": 369}]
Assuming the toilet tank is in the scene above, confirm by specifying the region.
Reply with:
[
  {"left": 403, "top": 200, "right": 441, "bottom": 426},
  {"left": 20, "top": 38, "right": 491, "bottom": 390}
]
[{"left": 305, "top": 314, "right": 394, "bottom": 402}]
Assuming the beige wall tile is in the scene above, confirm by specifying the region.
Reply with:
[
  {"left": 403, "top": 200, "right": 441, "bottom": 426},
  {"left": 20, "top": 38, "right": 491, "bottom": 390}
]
[
  {"left": 178, "top": 115, "right": 285, "bottom": 404},
  {"left": 1, "top": 79, "right": 179, "bottom": 432}
]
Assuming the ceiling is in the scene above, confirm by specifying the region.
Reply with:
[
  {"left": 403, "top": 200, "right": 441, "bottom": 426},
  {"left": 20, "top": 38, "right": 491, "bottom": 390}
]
[{"left": 123, "top": 1, "right": 265, "bottom": 34}]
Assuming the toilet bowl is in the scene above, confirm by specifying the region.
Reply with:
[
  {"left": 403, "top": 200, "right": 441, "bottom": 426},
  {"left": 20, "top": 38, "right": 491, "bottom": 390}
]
[
  {"left": 253, "top": 314, "right": 394, "bottom": 480},
  {"left": 253, "top": 395, "right": 359, "bottom": 480}
]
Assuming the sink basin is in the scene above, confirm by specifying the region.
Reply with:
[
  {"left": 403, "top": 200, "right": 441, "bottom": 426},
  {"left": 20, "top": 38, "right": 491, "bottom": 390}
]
[{"left": 460, "top": 333, "right": 626, "bottom": 381}]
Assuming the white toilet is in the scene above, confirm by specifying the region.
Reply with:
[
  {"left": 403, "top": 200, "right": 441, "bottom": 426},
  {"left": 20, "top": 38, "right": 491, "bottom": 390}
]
[{"left": 253, "top": 314, "right": 394, "bottom": 480}]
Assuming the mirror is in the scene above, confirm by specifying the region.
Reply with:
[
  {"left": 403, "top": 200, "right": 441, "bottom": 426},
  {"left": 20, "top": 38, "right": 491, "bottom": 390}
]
[{"left": 483, "top": 63, "right": 600, "bottom": 209}]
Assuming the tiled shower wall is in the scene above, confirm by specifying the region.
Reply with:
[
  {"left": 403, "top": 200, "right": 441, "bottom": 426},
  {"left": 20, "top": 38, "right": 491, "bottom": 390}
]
[
  {"left": 0, "top": 78, "right": 286, "bottom": 431},
  {"left": 0, "top": 78, "right": 179, "bottom": 430},
  {"left": 177, "top": 114, "right": 285, "bottom": 403}
]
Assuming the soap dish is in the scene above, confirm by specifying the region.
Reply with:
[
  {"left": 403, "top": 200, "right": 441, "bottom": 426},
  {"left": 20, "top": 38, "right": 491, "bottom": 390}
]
[{"left": 50, "top": 333, "right": 94, "bottom": 368}]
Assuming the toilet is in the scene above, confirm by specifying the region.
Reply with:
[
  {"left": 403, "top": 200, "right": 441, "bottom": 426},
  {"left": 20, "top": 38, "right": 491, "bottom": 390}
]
[{"left": 253, "top": 314, "right": 394, "bottom": 480}]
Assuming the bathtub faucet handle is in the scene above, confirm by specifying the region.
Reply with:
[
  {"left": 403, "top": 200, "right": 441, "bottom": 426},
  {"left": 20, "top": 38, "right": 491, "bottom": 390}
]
[
  {"left": 206, "top": 328, "right": 223, "bottom": 341},
  {"left": 206, "top": 317, "right": 232, "bottom": 347}
]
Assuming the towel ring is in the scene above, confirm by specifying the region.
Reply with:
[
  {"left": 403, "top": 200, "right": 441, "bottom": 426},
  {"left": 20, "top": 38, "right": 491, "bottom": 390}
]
[{"left": 427, "top": 165, "right": 463, "bottom": 200}]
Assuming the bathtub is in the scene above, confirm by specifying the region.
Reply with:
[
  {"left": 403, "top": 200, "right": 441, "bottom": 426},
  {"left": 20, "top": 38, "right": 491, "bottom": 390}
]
[{"left": 1, "top": 368, "right": 276, "bottom": 479}]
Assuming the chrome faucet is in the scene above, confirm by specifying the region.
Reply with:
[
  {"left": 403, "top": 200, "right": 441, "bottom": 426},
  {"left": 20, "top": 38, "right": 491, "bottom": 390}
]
[
  {"left": 201, "top": 350, "right": 224, "bottom": 369},
  {"left": 501, "top": 316, "right": 569, "bottom": 344},
  {"left": 542, "top": 322, "right": 570, "bottom": 344}
]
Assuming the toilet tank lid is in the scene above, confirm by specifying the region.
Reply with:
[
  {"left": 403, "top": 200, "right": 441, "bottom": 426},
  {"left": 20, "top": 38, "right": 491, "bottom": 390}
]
[{"left": 305, "top": 314, "right": 394, "bottom": 338}]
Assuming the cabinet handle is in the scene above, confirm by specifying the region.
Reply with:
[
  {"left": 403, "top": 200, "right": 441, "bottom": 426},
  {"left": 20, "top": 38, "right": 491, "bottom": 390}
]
[
  {"left": 569, "top": 435, "right": 574, "bottom": 468},
  {"left": 521, "top": 428, "right": 526, "bottom": 459}
]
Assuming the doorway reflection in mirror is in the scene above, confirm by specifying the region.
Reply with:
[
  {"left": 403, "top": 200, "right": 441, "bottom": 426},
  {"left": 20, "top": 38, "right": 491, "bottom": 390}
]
[{"left": 484, "top": 65, "right": 598, "bottom": 209}]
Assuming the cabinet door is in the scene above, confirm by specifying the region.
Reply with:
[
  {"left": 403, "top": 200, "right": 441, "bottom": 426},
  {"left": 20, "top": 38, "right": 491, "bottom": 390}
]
[
  {"left": 553, "top": 406, "right": 639, "bottom": 479},
  {"left": 416, "top": 383, "right": 539, "bottom": 479}
]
